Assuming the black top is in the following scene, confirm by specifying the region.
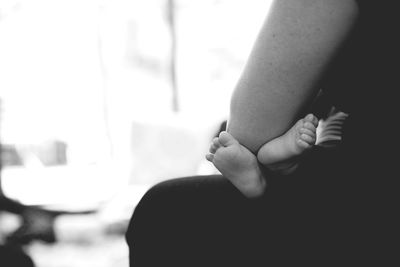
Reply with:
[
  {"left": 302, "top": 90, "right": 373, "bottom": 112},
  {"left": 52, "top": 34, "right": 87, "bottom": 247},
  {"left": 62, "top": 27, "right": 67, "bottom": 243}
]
[
  {"left": 319, "top": 3, "right": 398, "bottom": 245},
  {"left": 322, "top": 0, "right": 397, "bottom": 167},
  {"left": 309, "top": 3, "right": 398, "bottom": 255}
]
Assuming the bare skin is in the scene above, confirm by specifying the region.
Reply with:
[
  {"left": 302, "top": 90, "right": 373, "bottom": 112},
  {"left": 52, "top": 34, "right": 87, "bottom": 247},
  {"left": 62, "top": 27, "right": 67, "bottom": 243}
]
[
  {"left": 206, "top": 114, "right": 318, "bottom": 197},
  {"left": 206, "top": 131, "right": 266, "bottom": 198},
  {"left": 205, "top": 0, "right": 358, "bottom": 198},
  {"left": 227, "top": 0, "right": 358, "bottom": 153},
  {"left": 258, "top": 113, "right": 319, "bottom": 174}
]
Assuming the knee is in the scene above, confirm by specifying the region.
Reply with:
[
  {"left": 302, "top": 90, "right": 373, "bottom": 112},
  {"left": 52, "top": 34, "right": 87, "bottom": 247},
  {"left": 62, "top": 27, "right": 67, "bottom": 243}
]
[
  {"left": 132, "top": 178, "right": 182, "bottom": 212},
  {"left": 124, "top": 175, "right": 230, "bottom": 246},
  {"left": 124, "top": 179, "right": 181, "bottom": 245}
]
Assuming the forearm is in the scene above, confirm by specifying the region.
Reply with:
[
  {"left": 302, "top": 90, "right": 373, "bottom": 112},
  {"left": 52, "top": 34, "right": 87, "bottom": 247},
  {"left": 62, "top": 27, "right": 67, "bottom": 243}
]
[{"left": 227, "top": 0, "right": 358, "bottom": 153}]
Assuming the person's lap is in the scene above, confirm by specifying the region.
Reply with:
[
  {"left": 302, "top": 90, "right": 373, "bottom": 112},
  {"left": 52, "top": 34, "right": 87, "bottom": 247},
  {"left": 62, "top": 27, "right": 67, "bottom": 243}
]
[
  {"left": 126, "top": 175, "right": 255, "bottom": 266},
  {"left": 125, "top": 170, "right": 337, "bottom": 266},
  {"left": 125, "top": 145, "right": 353, "bottom": 266}
]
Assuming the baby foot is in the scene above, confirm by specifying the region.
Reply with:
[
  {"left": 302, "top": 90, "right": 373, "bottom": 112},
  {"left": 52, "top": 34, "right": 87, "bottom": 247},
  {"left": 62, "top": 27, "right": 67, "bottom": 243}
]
[
  {"left": 257, "top": 114, "right": 319, "bottom": 174},
  {"left": 206, "top": 131, "right": 266, "bottom": 198}
]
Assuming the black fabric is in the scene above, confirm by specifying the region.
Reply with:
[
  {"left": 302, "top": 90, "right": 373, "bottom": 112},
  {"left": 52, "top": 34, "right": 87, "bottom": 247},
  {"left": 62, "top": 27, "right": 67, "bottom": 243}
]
[
  {"left": 322, "top": 1, "right": 399, "bottom": 234},
  {"left": 322, "top": 0, "right": 398, "bottom": 156},
  {"left": 0, "top": 245, "right": 35, "bottom": 267},
  {"left": 126, "top": 147, "right": 353, "bottom": 266},
  {"left": 126, "top": 175, "right": 311, "bottom": 267}
]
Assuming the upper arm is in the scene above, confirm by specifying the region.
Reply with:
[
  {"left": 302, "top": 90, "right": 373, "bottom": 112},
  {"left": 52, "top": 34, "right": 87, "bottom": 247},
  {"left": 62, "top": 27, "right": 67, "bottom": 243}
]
[{"left": 227, "top": 0, "right": 359, "bottom": 153}]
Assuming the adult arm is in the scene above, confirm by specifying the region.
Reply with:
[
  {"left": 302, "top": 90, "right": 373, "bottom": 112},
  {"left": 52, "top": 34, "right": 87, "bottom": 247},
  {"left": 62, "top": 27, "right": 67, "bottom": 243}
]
[{"left": 227, "top": 0, "right": 359, "bottom": 153}]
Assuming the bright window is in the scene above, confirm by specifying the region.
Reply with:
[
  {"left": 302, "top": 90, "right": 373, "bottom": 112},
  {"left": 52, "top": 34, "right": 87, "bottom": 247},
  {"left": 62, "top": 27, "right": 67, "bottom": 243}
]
[{"left": 0, "top": 0, "right": 271, "bottom": 208}]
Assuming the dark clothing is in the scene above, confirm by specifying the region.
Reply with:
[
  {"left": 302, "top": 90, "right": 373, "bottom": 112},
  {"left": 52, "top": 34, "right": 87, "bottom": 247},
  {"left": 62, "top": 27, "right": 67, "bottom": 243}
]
[
  {"left": 127, "top": 175, "right": 301, "bottom": 267},
  {"left": 323, "top": 2, "right": 399, "bottom": 256},
  {"left": 127, "top": 148, "right": 357, "bottom": 266},
  {"left": 126, "top": 1, "right": 398, "bottom": 266},
  {"left": 0, "top": 245, "right": 35, "bottom": 267},
  {"left": 324, "top": 0, "right": 398, "bottom": 159}
]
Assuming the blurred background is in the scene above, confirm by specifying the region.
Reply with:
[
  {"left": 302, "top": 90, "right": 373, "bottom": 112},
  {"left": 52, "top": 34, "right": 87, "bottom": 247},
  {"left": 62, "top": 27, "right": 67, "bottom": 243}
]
[{"left": 0, "top": 0, "right": 272, "bottom": 266}]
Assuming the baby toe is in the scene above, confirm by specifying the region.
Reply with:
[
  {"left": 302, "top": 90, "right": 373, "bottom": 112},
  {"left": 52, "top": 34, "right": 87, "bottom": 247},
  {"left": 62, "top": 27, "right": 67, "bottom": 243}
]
[
  {"left": 303, "top": 121, "right": 316, "bottom": 132},
  {"left": 218, "top": 131, "right": 238, "bottom": 147},
  {"left": 212, "top": 137, "right": 221, "bottom": 147},
  {"left": 305, "top": 113, "right": 314, "bottom": 121},
  {"left": 305, "top": 113, "right": 319, "bottom": 127},
  {"left": 205, "top": 153, "right": 214, "bottom": 162},
  {"left": 209, "top": 138, "right": 219, "bottom": 153},
  {"left": 297, "top": 139, "right": 311, "bottom": 149},
  {"left": 299, "top": 127, "right": 316, "bottom": 138},
  {"left": 209, "top": 144, "right": 217, "bottom": 153},
  {"left": 300, "top": 133, "right": 316, "bottom": 144}
]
